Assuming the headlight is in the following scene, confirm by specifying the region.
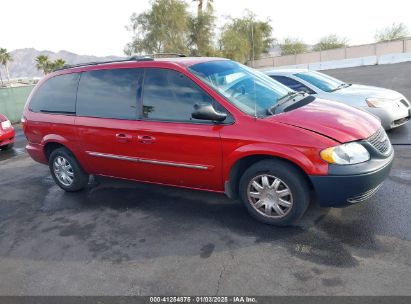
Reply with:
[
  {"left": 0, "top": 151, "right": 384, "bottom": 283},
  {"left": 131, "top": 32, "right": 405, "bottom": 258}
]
[
  {"left": 320, "top": 142, "right": 370, "bottom": 165},
  {"left": 1, "top": 120, "right": 11, "bottom": 130},
  {"left": 366, "top": 97, "right": 395, "bottom": 108}
]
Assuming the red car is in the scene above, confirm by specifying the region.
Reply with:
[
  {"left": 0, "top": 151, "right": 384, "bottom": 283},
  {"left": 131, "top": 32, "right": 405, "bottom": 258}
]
[
  {"left": 0, "top": 113, "right": 15, "bottom": 150},
  {"left": 22, "top": 57, "right": 393, "bottom": 225}
]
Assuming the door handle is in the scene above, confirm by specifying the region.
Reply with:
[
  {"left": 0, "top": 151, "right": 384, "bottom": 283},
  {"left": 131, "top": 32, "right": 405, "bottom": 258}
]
[
  {"left": 137, "top": 135, "right": 156, "bottom": 144},
  {"left": 116, "top": 133, "right": 132, "bottom": 143}
]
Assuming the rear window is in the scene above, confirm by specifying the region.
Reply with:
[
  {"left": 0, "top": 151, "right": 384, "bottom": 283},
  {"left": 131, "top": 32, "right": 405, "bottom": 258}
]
[
  {"left": 29, "top": 73, "right": 79, "bottom": 114},
  {"left": 76, "top": 68, "right": 143, "bottom": 120}
]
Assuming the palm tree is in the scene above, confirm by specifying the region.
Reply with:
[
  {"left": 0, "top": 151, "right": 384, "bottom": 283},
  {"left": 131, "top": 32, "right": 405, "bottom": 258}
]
[
  {"left": 35, "top": 55, "right": 51, "bottom": 74},
  {"left": 0, "top": 48, "right": 13, "bottom": 85},
  {"left": 52, "top": 58, "right": 66, "bottom": 70}
]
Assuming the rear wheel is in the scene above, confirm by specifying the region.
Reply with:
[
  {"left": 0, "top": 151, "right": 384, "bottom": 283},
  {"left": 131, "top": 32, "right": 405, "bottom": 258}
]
[
  {"left": 49, "top": 147, "right": 89, "bottom": 192},
  {"left": 239, "top": 159, "right": 310, "bottom": 226}
]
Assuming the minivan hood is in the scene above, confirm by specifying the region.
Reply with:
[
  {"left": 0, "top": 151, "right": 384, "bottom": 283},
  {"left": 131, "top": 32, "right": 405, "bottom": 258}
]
[
  {"left": 269, "top": 99, "right": 380, "bottom": 143},
  {"left": 335, "top": 84, "right": 405, "bottom": 100}
]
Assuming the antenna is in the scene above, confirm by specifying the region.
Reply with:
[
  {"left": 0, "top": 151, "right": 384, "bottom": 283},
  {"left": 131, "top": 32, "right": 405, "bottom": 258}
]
[
  {"left": 250, "top": 17, "right": 257, "bottom": 119},
  {"left": 253, "top": 78, "right": 257, "bottom": 120},
  {"left": 251, "top": 19, "right": 255, "bottom": 68}
]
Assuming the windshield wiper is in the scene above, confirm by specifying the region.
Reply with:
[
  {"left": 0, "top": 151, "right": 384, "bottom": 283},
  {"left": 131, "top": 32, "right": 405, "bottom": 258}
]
[
  {"left": 267, "top": 91, "right": 303, "bottom": 115},
  {"left": 331, "top": 83, "right": 351, "bottom": 92}
]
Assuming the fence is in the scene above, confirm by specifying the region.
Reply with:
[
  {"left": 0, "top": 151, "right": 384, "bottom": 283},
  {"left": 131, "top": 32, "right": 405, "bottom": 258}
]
[
  {"left": 247, "top": 38, "right": 411, "bottom": 70},
  {"left": 0, "top": 85, "right": 34, "bottom": 123}
]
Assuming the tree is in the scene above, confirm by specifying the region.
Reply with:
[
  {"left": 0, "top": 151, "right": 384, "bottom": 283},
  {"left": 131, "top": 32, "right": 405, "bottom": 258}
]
[
  {"left": 35, "top": 55, "right": 66, "bottom": 74},
  {"left": 50, "top": 58, "right": 66, "bottom": 70},
  {"left": 219, "top": 11, "right": 274, "bottom": 63},
  {"left": 193, "top": 0, "right": 213, "bottom": 16},
  {"left": 313, "top": 34, "right": 348, "bottom": 51},
  {"left": 189, "top": 0, "right": 216, "bottom": 56},
  {"left": 0, "top": 48, "right": 13, "bottom": 84},
  {"left": 124, "top": 0, "right": 191, "bottom": 55},
  {"left": 375, "top": 22, "right": 409, "bottom": 42},
  {"left": 280, "top": 38, "right": 307, "bottom": 55},
  {"left": 35, "top": 55, "right": 52, "bottom": 74}
]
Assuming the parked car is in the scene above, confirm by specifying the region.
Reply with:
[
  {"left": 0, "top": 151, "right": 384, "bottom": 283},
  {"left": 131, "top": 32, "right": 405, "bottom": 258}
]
[
  {"left": 0, "top": 114, "right": 15, "bottom": 150},
  {"left": 265, "top": 69, "right": 410, "bottom": 130},
  {"left": 22, "top": 57, "right": 393, "bottom": 226}
]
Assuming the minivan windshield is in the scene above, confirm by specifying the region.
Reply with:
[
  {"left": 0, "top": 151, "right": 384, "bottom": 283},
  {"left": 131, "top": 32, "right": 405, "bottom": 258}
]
[
  {"left": 188, "top": 60, "right": 293, "bottom": 117},
  {"left": 295, "top": 71, "right": 346, "bottom": 92}
]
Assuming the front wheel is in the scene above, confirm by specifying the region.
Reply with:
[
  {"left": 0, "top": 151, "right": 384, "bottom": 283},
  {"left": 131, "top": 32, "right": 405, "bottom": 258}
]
[
  {"left": 49, "top": 147, "right": 89, "bottom": 192},
  {"left": 239, "top": 159, "right": 310, "bottom": 226}
]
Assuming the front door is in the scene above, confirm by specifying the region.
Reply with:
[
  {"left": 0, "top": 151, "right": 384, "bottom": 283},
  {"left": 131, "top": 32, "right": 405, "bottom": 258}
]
[{"left": 130, "top": 67, "right": 229, "bottom": 191}]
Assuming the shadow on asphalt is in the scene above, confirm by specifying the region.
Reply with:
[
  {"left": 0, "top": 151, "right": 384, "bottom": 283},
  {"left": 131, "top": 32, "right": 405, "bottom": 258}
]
[
  {"left": 387, "top": 122, "right": 411, "bottom": 145},
  {"left": 0, "top": 146, "right": 25, "bottom": 161},
  {"left": 0, "top": 170, "right": 384, "bottom": 268}
]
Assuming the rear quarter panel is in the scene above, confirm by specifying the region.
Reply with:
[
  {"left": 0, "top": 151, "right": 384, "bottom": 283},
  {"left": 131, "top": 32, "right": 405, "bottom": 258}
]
[{"left": 23, "top": 111, "right": 80, "bottom": 162}]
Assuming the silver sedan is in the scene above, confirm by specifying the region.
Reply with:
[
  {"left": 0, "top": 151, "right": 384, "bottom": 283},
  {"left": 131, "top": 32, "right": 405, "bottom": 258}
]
[{"left": 265, "top": 69, "right": 410, "bottom": 130}]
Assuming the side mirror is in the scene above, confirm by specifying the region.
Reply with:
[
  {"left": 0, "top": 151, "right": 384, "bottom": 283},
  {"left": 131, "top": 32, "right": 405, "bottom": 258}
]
[{"left": 192, "top": 103, "right": 227, "bottom": 122}]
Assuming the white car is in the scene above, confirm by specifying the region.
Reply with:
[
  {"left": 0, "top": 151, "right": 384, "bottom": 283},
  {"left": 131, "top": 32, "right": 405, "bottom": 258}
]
[{"left": 265, "top": 69, "right": 411, "bottom": 130}]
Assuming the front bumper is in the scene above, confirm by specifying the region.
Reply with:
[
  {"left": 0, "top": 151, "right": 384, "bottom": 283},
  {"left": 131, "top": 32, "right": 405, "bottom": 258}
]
[
  {"left": 364, "top": 104, "right": 410, "bottom": 129},
  {"left": 309, "top": 149, "right": 394, "bottom": 207},
  {"left": 0, "top": 128, "right": 15, "bottom": 147}
]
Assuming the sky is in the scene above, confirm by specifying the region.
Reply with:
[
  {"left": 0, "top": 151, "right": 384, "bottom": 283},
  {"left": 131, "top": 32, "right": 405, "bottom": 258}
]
[{"left": 1, "top": 0, "right": 410, "bottom": 56}]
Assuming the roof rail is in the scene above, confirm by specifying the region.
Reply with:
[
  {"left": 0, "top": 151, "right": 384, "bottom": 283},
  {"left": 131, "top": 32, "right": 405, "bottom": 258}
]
[
  {"left": 53, "top": 53, "right": 187, "bottom": 72},
  {"left": 149, "top": 53, "right": 186, "bottom": 58},
  {"left": 55, "top": 55, "right": 154, "bottom": 71}
]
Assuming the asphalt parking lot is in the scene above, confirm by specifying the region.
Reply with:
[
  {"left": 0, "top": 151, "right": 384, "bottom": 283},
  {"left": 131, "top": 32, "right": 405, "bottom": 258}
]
[{"left": 1, "top": 64, "right": 411, "bottom": 296}]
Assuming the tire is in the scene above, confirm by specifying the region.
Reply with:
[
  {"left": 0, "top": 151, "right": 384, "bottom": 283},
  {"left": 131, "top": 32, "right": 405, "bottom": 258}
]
[
  {"left": 239, "top": 159, "right": 310, "bottom": 226},
  {"left": 48, "top": 147, "right": 89, "bottom": 192},
  {"left": 1, "top": 143, "right": 13, "bottom": 150}
]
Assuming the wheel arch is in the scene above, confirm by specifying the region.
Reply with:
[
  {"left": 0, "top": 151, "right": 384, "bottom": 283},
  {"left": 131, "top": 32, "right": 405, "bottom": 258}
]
[
  {"left": 224, "top": 149, "right": 316, "bottom": 199},
  {"left": 42, "top": 135, "right": 77, "bottom": 161}
]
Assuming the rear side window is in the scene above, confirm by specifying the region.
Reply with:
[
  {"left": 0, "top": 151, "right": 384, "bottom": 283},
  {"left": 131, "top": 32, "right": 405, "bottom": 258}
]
[
  {"left": 76, "top": 68, "right": 143, "bottom": 120},
  {"left": 142, "top": 68, "right": 214, "bottom": 122},
  {"left": 30, "top": 73, "right": 79, "bottom": 114}
]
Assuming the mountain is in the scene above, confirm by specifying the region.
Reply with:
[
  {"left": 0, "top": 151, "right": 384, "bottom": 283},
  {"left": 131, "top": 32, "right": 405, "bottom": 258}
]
[{"left": 8, "top": 48, "right": 124, "bottom": 78}]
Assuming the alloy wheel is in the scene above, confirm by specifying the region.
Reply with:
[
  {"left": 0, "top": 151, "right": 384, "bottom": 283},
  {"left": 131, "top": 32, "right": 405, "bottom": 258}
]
[
  {"left": 53, "top": 156, "right": 74, "bottom": 187},
  {"left": 247, "top": 174, "right": 293, "bottom": 218}
]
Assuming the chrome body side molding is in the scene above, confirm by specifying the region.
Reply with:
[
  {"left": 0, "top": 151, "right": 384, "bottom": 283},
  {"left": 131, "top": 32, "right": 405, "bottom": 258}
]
[{"left": 86, "top": 151, "right": 209, "bottom": 170}]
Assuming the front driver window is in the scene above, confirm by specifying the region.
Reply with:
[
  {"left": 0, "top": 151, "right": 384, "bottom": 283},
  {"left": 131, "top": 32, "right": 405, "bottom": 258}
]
[{"left": 142, "top": 68, "right": 226, "bottom": 123}]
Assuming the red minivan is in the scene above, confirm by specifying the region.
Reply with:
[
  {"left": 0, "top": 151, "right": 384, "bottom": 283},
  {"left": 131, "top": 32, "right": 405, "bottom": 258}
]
[{"left": 22, "top": 57, "right": 394, "bottom": 225}]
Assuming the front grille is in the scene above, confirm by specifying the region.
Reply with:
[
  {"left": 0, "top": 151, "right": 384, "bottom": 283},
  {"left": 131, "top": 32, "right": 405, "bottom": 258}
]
[
  {"left": 347, "top": 183, "right": 383, "bottom": 204},
  {"left": 392, "top": 117, "right": 410, "bottom": 127},
  {"left": 367, "top": 127, "right": 391, "bottom": 155}
]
